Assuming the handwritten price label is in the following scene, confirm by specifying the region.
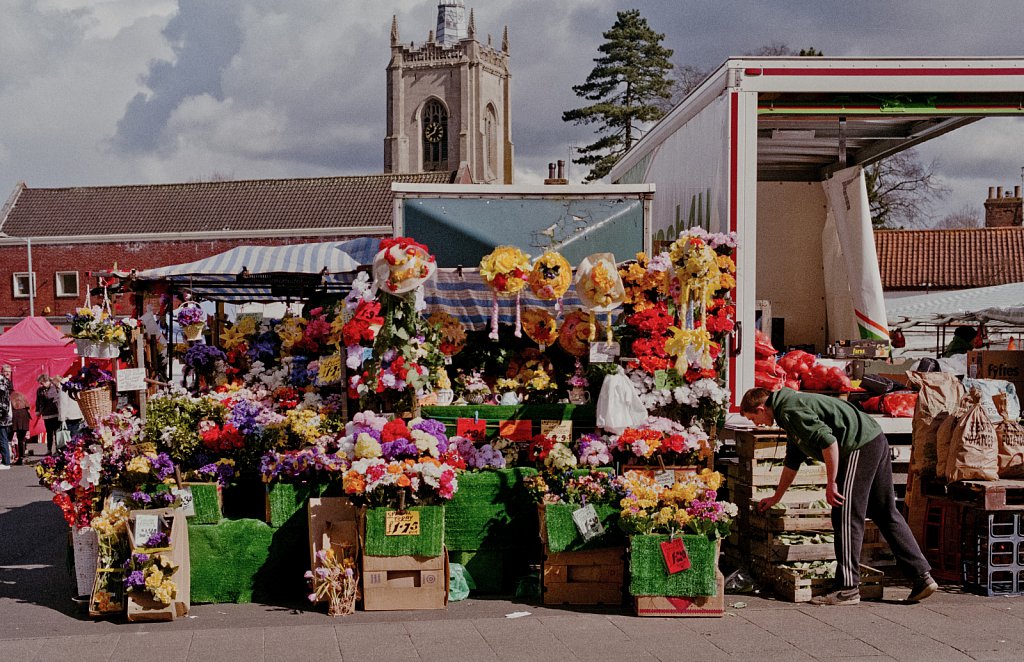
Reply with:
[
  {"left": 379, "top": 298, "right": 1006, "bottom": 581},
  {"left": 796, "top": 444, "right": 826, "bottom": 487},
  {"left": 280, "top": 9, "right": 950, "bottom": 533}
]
[
  {"left": 384, "top": 510, "right": 421, "bottom": 536},
  {"left": 457, "top": 418, "right": 488, "bottom": 442},
  {"left": 541, "top": 420, "right": 572, "bottom": 445},
  {"left": 572, "top": 504, "right": 605, "bottom": 542},
  {"left": 660, "top": 537, "right": 691, "bottom": 574},
  {"left": 172, "top": 487, "right": 195, "bottom": 517}
]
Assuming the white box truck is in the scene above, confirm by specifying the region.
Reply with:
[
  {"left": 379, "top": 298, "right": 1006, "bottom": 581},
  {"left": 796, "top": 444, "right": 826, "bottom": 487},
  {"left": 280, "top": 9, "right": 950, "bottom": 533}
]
[{"left": 610, "top": 56, "right": 1024, "bottom": 406}]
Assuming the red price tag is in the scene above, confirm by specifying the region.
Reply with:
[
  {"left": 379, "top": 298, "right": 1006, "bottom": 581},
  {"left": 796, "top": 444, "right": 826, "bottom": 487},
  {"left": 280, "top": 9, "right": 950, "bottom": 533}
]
[
  {"left": 498, "top": 419, "right": 533, "bottom": 441},
  {"left": 660, "top": 537, "right": 691, "bottom": 574},
  {"left": 457, "top": 418, "right": 488, "bottom": 442}
]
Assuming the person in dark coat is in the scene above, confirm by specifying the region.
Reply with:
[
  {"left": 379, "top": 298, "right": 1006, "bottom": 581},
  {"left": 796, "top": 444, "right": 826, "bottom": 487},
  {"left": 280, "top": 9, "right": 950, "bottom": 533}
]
[
  {"left": 10, "top": 391, "right": 30, "bottom": 465},
  {"left": 35, "top": 374, "right": 62, "bottom": 455}
]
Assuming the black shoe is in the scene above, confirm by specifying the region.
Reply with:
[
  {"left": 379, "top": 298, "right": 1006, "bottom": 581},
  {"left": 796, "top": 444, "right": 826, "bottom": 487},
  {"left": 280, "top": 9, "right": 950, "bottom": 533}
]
[{"left": 907, "top": 572, "right": 938, "bottom": 602}]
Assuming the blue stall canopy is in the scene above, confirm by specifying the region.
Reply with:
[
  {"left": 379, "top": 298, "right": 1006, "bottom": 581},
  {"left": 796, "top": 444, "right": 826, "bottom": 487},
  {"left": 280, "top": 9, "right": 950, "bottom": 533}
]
[{"left": 393, "top": 183, "right": 654, "bottom": 267}]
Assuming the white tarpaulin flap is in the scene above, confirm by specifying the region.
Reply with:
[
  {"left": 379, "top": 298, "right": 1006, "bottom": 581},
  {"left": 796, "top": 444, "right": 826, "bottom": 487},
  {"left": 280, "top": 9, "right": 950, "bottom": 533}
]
[{"left": 821, "top": 166, "right": 890, "bottom": 342}]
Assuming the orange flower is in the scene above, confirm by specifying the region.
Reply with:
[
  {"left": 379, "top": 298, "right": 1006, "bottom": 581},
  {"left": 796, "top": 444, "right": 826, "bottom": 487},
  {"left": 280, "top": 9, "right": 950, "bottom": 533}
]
[
  {"left": 386, "top": 464, "right": 403, "bottom": 474},
  {"left": 397, "top": 475, "right": 411, "bottom": 488}
]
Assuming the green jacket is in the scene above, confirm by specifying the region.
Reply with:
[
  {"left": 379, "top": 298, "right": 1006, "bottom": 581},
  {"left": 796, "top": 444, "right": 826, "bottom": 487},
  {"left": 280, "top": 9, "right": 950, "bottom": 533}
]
[{"left": 767, "top": 388, "right": 882, "bottom": 470}]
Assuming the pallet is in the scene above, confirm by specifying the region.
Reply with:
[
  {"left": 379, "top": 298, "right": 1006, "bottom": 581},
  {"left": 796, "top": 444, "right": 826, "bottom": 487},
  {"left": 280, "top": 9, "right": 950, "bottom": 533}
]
[
  {"left": 947, "top": 480, "right": 1024, "bottom": 511},
  {"left": 542, "top": 546, "right": 625, "bottom": 606},
  {"left": 768, "top": 564, "right": 883, "bottom": 603}
]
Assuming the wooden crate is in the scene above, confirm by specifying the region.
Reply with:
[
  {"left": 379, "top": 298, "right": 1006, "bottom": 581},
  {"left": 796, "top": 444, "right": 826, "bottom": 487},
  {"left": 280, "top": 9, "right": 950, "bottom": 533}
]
[
  {"left": 542, "top": 546, "right": 625, "bottom": 606},
  {"left": 728, "top": 482, "right": 827, "bottom": 510},
  {"left": 746, "top": 503, "right": 834, "bottom": 532},
  {"left": 768, "top": 564, "right": 884, "bottom": 603},
  {"left": 749, "top": 531, "right": 835, "bottom": 562},
  {"left": 732, "top": 430, "right": 789, "bottom": 460},
  {"left": 724, "top": 457, "right": 828, "bottom": 488},
  {"left": 947, "top": 479, "right": 1024, "bottom": 511}
]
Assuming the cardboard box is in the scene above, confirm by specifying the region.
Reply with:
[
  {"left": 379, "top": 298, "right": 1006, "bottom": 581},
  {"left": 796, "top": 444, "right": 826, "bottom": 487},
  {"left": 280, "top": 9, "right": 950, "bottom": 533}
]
[
  {"left": 833, "top": 339, "right": 890, "bottom": 359},
  {"left": 125, "top": 508, "right": 190, "bottom": 622},
  {"left": 361, "top": 550, "right": 449, "bottom": 611},
  {"left": 967, "top": 350, "right": 1024, "bottom": 393},
  {"left": 308, "top": 497, "right": 359, "bottom": 570},
  {"left": 634, "top": 570, "right": 724, "bottom": 617}
]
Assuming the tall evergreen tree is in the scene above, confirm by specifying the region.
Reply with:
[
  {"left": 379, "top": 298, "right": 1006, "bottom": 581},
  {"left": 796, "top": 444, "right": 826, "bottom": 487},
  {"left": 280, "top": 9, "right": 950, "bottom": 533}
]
[{"left": 563, "top": 10, "right": 674, "bottom": 182}]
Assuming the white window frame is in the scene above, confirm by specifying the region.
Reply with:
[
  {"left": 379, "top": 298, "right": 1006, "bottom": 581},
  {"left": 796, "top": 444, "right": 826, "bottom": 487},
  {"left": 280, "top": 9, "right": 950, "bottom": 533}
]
[
  {"left": 55, "top": 271, "right": 79, "bottom": 298},
  {"left": 12, "top": 272, "right": 36, "bottom": 299}
]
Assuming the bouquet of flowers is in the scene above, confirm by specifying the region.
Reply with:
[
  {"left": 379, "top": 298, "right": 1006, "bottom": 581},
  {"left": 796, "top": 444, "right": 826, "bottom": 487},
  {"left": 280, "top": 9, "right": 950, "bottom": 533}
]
[
  {"left": 618, "top": 469, "right": 736, "bottom": 539},
  {"left": 66, "top": 306, "right": 136, "bottom": 347},
  {"left": 526, "top": 469, "right": 625, "bottom": 506},
  {"left": 611, "top": 417, "right": 712, "bottom": 467},
  {"left": 259, "top": 447, "right": 349, "bottom": 483},
  {"left": 526, "top": 434, "right": 577, "bottom": 471},
  {"left": 306, "top": 547, "right": 359, "bottom": 616},
  {"left": 452, "top": 436, "right": 506, "bottom": 470},
  {"left": 480, "top": 245, "right": 531, "bottom": 339},
  {"left": 618, "top": 252, "right": 672, "bottom": 316},
  {"left": 176, "top": 305, "right": 205, "bottom": 328},
  {"left": 574, "top": 432, "right": 612, "bottom": 467},
  {"left": 124, "top": 549, "right": 178, "bottom": 605},
  {"left": 61, "top": 364, "right": 115, "bottom": 396},
  {"left": 183, "top": 344, "right": 226, "bottom": 376}
]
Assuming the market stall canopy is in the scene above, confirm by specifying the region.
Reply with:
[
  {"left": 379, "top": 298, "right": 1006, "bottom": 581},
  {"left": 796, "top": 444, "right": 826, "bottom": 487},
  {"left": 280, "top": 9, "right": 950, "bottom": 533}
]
[
  {"left": 124, "top": 240, "right": 369, "bottom": 302},
  {"left": 886, "top": 281, "right": 1024, "bottom": 325},
  {"left": 0, "top": 316, "right": 79, "bottom": 435}
]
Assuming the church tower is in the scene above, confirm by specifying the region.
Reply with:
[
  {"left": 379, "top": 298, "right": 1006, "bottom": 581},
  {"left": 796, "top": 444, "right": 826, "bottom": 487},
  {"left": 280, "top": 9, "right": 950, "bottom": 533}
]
[{"left": 384, "top": 2, "right": 514, "bottom": 184}]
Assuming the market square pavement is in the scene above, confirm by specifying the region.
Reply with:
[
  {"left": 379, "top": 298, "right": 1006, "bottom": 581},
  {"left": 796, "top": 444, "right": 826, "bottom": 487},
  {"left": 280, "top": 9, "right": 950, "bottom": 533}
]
[{"left": 3, "top": 453, "right": 1023, "bottom": 662}]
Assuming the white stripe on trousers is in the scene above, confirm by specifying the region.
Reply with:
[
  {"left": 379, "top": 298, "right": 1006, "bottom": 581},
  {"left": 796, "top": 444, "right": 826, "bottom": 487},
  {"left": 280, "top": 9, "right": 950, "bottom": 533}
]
[{"left": 841, "top": 449, "right": 861, "bottom": 587}]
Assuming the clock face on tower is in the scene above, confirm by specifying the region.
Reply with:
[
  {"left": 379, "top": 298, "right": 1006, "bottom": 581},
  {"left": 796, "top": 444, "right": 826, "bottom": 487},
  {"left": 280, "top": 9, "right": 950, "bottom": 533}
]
[{"left": 424, "top": 122, "right": 444, "bottom": 143}]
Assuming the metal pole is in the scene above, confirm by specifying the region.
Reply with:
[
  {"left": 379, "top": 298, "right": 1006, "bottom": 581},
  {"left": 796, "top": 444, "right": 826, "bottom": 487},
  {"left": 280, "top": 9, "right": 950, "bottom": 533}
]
[{"left": 26, "top": 238, "right": 34, "bottom": 317}]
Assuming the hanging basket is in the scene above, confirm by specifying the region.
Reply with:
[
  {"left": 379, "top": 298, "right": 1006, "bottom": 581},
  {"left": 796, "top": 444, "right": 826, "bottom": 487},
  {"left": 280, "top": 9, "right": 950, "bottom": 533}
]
[
  {"left": 75, "top": 339, "right": 121, "bottom": 359},
  {"left": 77, "top": 386, "right": 114, "bottom": 428},
  {"left": 183, "top": 323, "right": 205, "bottom": 342}
]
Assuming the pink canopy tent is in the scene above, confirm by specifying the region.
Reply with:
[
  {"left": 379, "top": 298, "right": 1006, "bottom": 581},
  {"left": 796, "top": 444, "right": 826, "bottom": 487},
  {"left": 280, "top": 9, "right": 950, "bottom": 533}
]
[{"left": 0, "top": 317, "right": 79, "bottom": 436}]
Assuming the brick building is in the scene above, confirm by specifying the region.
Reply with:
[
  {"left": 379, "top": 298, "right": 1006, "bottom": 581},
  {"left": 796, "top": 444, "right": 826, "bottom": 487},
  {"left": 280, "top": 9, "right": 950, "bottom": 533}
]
[
  {"left": 0, "top": 171, "right": 465, "bottom": 327},
  {"left": 983, "top": 185, "right": 1023, "bottom": 227}
]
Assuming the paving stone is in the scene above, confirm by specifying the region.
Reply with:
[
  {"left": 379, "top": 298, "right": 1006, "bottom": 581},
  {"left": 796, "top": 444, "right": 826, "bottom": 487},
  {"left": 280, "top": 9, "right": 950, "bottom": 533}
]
[
  {"left": 31, "top": 634, "right": 121, "bottom": 662},
  {"left": 334, "top": 623, "right": 420, "bottom": 661},
  {"left": 263, "top": 625, "right": 340, "bottom": 662},
  {"left": 187, "top": 627, "right": 264, "bottom": 662},
  {"left": 110, "top": 631, "right": 194, "bottom": 662},
  {"left": 792, "top": 636, "right": 884, "bottom": 658}
]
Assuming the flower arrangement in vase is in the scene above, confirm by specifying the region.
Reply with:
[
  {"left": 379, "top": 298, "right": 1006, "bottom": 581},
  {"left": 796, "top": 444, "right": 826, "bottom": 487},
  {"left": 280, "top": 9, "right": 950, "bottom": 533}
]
[{"left": 176, "top": 304, "right": 206, "bottom": 341}]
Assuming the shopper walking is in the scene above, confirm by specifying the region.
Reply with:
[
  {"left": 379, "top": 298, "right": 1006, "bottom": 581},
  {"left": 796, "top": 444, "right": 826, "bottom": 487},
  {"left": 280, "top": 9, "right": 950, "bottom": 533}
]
[
  {"left": 740, "top": 386, "right": 937, "bottom": 605},
  {"left": 59, "top": 379, "right": 84, "bottom": 440},
  {"left": 0, "top": 365, "right": 12, "bottom": 469},
  {"left": 35, "top": 374, "right": 62, "bottom": 455},
  {"left": 10, "top": 390, "right": 31, "bottom": 464}
]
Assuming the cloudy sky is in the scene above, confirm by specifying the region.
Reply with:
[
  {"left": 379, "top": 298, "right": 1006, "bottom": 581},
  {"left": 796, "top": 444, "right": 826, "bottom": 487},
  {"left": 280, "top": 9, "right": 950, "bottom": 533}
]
[{"left": 2, "top": 0, "right": 1023, "bottom": 225}]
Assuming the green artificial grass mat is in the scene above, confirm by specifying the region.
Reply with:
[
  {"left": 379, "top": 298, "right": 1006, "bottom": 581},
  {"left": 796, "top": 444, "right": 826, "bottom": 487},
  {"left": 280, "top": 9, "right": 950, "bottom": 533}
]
[
  {"left": 264, "top": 481, "right": 339, "bottom": 528},
  {"left": 542, "top": 503, "right": 622, "bottom": 553},
  {"left": 188, "top": 518, "right": 310, "bottom": 604},
  {"left": 420, "top": 404, "right": 596, "bottom": 439},
  {"left": 184, "top": 482, "right": 222, "bottom": 525},
  {"left": 444, "top": 469, "right": 539, "bottom": 551},
  {"left": 364, "top": 506, "right": 445, "bottom": 557},
  {"left": 628, "top": 534, "right": 717, "bottom": 597}
]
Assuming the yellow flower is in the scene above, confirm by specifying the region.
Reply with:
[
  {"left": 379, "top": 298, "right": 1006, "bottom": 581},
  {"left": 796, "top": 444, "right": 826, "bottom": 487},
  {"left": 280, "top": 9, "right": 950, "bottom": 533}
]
[
  {"left": 700, "top": 468, "right": 723, "bottom": 492},
  {"left": 127, "top": 456, "right": 152, "bottom": 474},
  {"left": 480, "top": 246, "right": 531, "bottom": 294}
]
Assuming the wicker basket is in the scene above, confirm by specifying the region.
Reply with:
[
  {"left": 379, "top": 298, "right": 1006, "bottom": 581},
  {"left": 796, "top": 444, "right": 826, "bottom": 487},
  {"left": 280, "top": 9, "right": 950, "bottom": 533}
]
[
  {"left": 183, "top": 323, "right": 205, "bottom": 341},
  {"left": 77, "top": 386, "right": 113, "bottom": 428}
]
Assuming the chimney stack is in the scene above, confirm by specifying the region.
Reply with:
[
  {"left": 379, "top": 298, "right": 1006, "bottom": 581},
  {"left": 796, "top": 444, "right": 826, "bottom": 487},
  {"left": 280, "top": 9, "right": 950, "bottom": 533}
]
[
  {"left": 984, "top": 183, "right": 1024, "bottom": 227},
  {"left": 544, "top": 160, "right": 569, "bottom": 185}
]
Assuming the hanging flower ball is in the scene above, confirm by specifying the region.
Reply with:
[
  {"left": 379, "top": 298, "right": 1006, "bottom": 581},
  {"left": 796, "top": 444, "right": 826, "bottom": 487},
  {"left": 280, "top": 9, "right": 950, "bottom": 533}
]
[
  {"left": 372, "top": 237, "right": 436, "bottom": 294},
  {"left": 480, "top": 246, "right": 531, "bottom": 295},
  {"left": 528, "top": 251, "right": 572, "bottom": 300},
  {"left": 521, "top": 308, "right": 558, "bottom": 347},
  {"left": 574, "top": 253, "right": 626, "bottom": 312},
  {"left": 558, "top": 310, "right": 601, "bottom": 357}
]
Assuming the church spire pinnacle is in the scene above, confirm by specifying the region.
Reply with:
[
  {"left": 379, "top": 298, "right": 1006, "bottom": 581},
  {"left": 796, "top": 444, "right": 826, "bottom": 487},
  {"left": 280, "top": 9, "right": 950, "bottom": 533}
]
[
  {"left": 501, "top": 25, "right": 509, "bottom": 53},
  {"left": 390, "top": 15, "right": 399, "bottom": 45},
  {"left": 467, "top": 8, "right": 476, "bottom": 39}
]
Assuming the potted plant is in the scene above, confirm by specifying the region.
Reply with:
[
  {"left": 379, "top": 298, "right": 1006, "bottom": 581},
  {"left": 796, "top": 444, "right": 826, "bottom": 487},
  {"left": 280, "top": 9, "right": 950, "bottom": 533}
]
[
  {"left": 66, "top": 306, "right": 135, "bottom": 359},
  {"left": 176, "top": 303, "right": 206, "bottom": 342},
  {"left": 62, "top": 364, "right": 116, "bottom": 428}
]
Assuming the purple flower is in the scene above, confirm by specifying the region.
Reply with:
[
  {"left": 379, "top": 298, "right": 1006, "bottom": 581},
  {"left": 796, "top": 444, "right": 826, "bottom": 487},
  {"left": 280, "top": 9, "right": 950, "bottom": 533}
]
[
  {"left": 412, "top": 419, "right": 449, "bottom": 454},
  {"left": 381, "top": 438, "right": 418, "bottom": 461},
  {"left": 228, "top": 399, "right": 266, "bottom": 437},
  {"left": 183, "top": 344, "right": 226, "bottom": 373},
  {"left": 124, "top": 570, "right": 145, "bottom": 589}
]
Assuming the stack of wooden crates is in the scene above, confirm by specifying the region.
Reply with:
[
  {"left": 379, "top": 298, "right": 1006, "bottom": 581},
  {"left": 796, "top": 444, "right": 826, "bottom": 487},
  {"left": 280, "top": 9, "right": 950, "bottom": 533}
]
[{"left": 722, "top": 428, "right": 889, "bottom": 601}]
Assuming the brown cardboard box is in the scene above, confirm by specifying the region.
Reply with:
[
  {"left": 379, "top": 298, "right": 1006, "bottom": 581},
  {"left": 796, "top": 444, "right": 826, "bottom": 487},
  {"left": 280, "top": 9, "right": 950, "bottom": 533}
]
[
  {"left": 967, "top": 350, "right": 1024, "bottom": 393},
  {"left": 308, "top": 497, "right": 359, "bottom": 569},
  {"left": 361, "top": 550, "right": 449, "bottom": 611},
  {"left": 633, "top": 570, "right": 724, "bottom": 618}
]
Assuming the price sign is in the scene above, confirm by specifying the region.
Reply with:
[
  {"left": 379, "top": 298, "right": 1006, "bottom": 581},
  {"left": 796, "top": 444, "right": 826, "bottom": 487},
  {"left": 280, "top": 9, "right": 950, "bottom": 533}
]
[
  {"left": 660, "top": 537, "right": 691, "bottom": 574},
  {"left": 172, "top": 487, "right": 195, "bottom": 517},
  {"left": 457, "top": 418, "right": 488, "bottom": 442},
  {"left": 589, "top": 341, "right": 620, "bottom": 364},
  {"left": 116, "top": 367, "right": 146, "bottom": 392},
  {"left": 654, "top": 470, "right": 676, "bottom": 488},
  {"left": 541, "top": 420, "right": 572, "bottom": 445},
  {"left": 572, "top": 504, "right": 605, "bottom": 542},
  {"left": 133, "top": 514, "right": 160, "bottom": 547},
  {"left": 384, "top": 510, "right": 421, "bottom": 536},
  {"left": 499, "top": 419, "right": 533, "bottom": 441}
]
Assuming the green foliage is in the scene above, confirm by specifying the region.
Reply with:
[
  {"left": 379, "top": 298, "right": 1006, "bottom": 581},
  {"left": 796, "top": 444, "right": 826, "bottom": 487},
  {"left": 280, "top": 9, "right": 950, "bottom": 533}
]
[
  {"left": 563, "top": 9, "right": 674, "bottom": 182},
  {"left": 143, "top": 393, "right": 227, "bottom": 466}
]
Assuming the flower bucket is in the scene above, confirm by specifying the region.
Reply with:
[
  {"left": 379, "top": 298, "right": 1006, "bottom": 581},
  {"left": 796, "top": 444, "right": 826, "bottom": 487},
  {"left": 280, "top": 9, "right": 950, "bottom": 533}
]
[
  {"left": 183, "top": 323, "right": 205, "bottom": 341},
  {"left": 71, "top": 526, "right": 99, "bottom": 597},
  {"left": 77, "top": 386, "right": 113, "bottom": 428},
  {"left": 434, "top": 388, "right": 455, "bottom": 406},
  {"left": 75, "top": 339, "right": 121, "bottom": 359}
]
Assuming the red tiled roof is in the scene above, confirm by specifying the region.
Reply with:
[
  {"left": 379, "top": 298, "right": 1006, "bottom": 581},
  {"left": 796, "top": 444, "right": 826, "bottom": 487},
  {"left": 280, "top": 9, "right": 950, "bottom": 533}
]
[
  {"left": 875, "top": 227, "right": 1024, "bottom": 290},
  {"left": 0, "top": 172, "right": 457, "bottom": 238}
]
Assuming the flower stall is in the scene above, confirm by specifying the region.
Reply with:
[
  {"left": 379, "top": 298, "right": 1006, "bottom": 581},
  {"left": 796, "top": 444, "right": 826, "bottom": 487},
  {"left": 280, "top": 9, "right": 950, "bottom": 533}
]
[{"left": 37, "top": 228, "right": 739, "bottom": 618}]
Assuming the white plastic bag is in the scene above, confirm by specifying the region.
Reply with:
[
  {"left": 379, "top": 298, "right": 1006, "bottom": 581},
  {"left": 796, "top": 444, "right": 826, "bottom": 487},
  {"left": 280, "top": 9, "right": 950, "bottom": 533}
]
[
  {"left": 596, "top": 366, "right": 648, "bottom": 434},
  {"left": 962, "top": 377, "right": 1020, "bottom": 425}
]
